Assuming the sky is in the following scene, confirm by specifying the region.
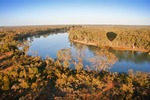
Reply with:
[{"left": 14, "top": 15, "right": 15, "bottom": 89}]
[{"left": 0, "top": 0, "right": 150, "bottom": 26}]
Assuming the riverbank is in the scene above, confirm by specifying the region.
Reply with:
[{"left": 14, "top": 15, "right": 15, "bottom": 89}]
[{"left": 72, "top": 39, "right": 149, "bottom": 52}]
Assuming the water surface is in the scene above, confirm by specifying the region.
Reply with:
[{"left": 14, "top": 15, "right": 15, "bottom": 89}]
[{"left": 23, "top": 32, "right": 150, "bottom": 73}]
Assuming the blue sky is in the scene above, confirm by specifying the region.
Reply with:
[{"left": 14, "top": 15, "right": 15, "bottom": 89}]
[{"left": 0, "top": 0, "right": 150, "bottom": 26}]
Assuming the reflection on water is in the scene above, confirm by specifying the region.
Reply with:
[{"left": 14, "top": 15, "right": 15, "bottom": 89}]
[
  {"left": 21, "top": 32, "right": 150, "bottom": 73},
  {"left": 110, "top": 50, "right": 150, "bottom": 73}
]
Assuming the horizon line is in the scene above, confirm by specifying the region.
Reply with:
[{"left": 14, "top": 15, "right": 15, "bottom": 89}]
[{"left": 1, "top": 24, "right": 150, "bottom": 27}]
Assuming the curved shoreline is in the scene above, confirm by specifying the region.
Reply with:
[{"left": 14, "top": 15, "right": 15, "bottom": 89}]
[{"left": 72, "top": 40, "right": 149, "bottom": 53}]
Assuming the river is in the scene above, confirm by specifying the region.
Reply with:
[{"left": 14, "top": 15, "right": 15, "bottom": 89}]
[{"left": 21, "top": 32, "right": 150, "bottom": 73}]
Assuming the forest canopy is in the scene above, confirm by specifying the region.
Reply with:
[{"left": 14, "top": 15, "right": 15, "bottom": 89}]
[{"left": 69, "top": 25, "right": 150, "bottom": 52}]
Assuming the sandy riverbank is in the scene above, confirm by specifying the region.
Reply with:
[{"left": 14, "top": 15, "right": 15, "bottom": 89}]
[{"left": 72, "top": 40, "right": 149, "bottom": 52}]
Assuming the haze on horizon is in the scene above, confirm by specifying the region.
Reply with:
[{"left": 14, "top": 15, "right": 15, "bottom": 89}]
[{"left": 0, "top": 0, "right": 150, "bottom": 26}]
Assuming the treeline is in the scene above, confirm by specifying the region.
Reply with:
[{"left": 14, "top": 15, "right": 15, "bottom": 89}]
[
  {"left": 0, "top": 26, "right": 70, "bottom": 53},
  {"left": 0, "top": 25, "right": 70, "bottom": 40},
  {"left": 69, "top": 25, "right": 150, "bottom": 52},
  {"left": 0, "top": 26, "right": 150, "bottom": 99}
]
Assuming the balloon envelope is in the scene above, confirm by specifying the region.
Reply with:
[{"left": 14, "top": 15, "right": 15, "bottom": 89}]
[{"left": 107, "top": 32, "right": 117, "bottom": 42}]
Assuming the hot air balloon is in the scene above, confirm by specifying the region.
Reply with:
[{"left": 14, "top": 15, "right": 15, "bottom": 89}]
[
  {"left": 106, "top": 32, "right": 117, "bottom": 46},
  {"left": 107, "top": 32, "right": 117, "bottom": 42}
]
